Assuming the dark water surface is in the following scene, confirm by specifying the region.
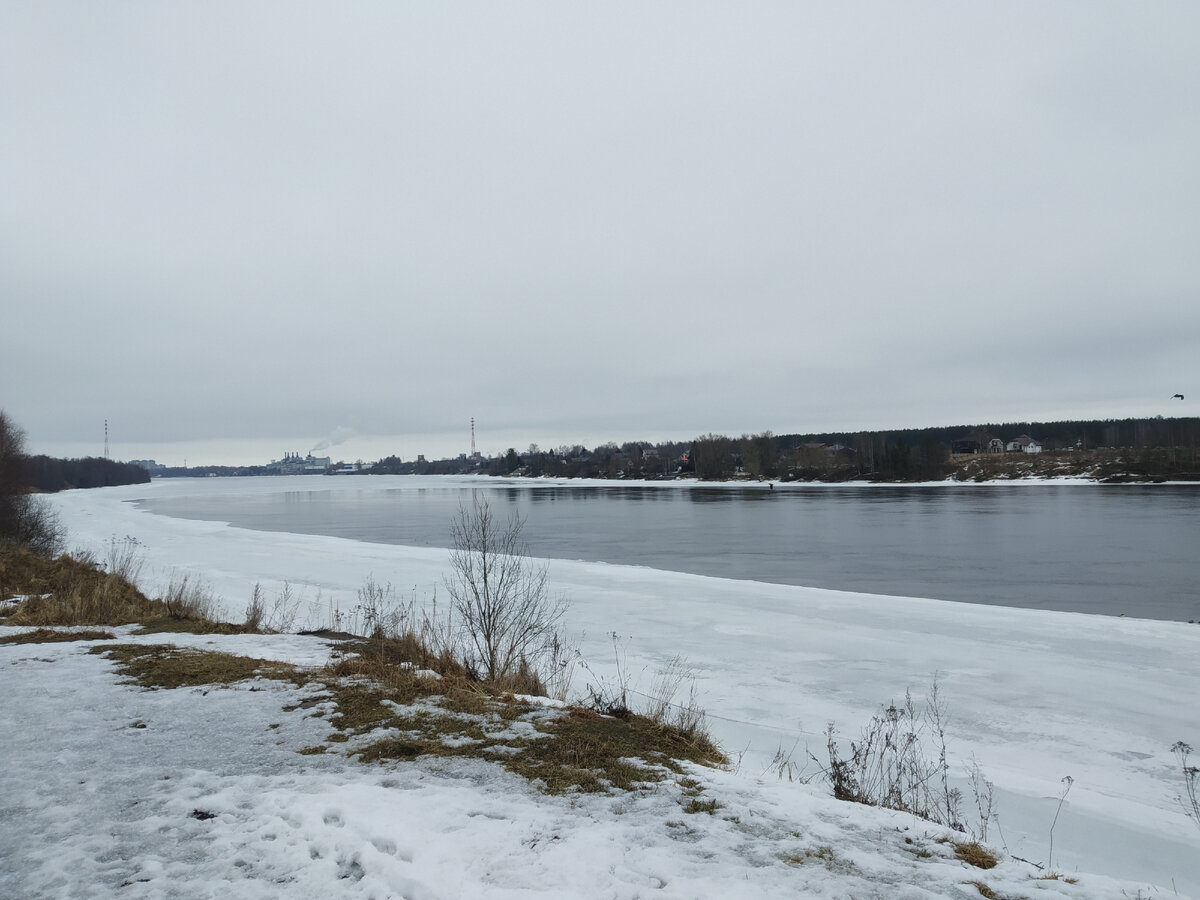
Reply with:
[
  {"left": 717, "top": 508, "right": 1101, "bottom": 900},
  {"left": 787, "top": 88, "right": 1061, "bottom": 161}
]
[{"left": 138, "top": 480, "right": 1200, "bottom": 620}]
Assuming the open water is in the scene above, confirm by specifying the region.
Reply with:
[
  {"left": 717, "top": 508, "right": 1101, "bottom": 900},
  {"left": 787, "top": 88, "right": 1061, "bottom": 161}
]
[{"left": 137, "top": 477, "right": 1200, "bottom": 621}]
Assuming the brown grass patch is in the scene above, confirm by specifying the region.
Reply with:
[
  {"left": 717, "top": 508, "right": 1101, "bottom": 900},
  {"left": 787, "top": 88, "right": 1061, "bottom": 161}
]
[
  {"left": 0, "top": 547, "right": 256, "bottom": 633},
  {"left": 1, "top": 548, "right": 157, "bottom": 625},
  {"left": 132, "top": 617, "right": 255, "bottom": 636},
  {"left": 317, "top": 653, "right": 727, "bottom": 796},
  {"left": 92, "top": 644, "right": 301, "bottom": 690},
  {"left": 0, "top": 628, "right": 115, "bottom": 644},
  {"left": 504, "top": 707, "right": 726, "bottom": 794},
  {"left": 954, "top": 840, "right": 1000, "bottom": 869},
  {"left": 350, "top": 702, "right": 727, "bottom": 796}
]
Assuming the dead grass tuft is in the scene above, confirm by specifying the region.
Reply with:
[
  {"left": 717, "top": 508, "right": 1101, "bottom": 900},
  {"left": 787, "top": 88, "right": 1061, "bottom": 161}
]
[
  {"left": 1037, "top": 872, "right": 1079, "bottom": 884},
  {"left": 0, "top": 628, "right": 115, "bottom": 644},
  {"left": 954, "top": 840, "right": 1000, "bottom": 870},
  {"left": 963, "top": 881, "right": 998, "bottom": 899}
]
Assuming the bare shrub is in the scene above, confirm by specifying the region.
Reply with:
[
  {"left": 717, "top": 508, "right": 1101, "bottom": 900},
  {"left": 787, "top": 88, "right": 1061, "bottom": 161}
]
[
  {"left": 820, "top": 678, "right": 964, "bottom": 830},
  {"left": 1, "top": 494, "right": 63, "bottom": 557},
  {"left": 0, "top": 411, "right": 64, "bottom": 557},
  {"left": 443, "top": 495, "right": 568, "bottom": 684}
]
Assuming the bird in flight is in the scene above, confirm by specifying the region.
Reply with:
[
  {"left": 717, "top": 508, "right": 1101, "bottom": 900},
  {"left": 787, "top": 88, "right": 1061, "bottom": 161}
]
[{"left": 1172, "top": 393, "right": 1184, "bottom": 400}]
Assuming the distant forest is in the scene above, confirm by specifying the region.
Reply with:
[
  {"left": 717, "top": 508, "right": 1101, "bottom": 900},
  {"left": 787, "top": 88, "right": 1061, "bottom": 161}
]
[
  {"left": 25, "top": 455, "right": 151, "bottom": 492},
  {"left": 365, "top": 416, "right": 1200, "bottom": 483}
]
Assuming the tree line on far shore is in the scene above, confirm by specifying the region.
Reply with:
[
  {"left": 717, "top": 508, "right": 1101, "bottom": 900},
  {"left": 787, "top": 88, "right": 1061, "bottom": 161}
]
[
  {"left": 22, "top": 455, "right": 151, "bottom": 493},
  {"left": 368, "top": 416, "right": 1200, "bottom": 483}
]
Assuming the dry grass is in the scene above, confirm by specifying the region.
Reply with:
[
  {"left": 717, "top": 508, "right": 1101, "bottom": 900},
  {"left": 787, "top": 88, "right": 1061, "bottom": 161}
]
[
  {"left": 1, "top": 548, "right": 156, "bottom": 625},
  {"left": 91, "top": 644, "right": 302, "bottom": 690},
  {"left": 336, "top": 683, "right": 726, "bottom": 796},
  {"left": 0, "top": 547, "right": 258, "bottom": 634},
  {"left": 131, "top": 617, "right": 256, "bottom": 636},
  {"left": 954, "top": 840, "right": 1000, "bottom": 870},
  {"left": 0, "top": 628, "right": 115, "bottom": 645},
  {"left": 1037, "top": 872, "right": 1079, "bottom": 884},
  {"left": 312, "top": 647, "right": 727, "bottom": 796}
]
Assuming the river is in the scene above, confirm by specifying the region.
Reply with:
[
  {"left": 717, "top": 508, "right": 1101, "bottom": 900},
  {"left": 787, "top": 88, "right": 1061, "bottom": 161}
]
[{"left": 135, "top": 476, "right": 1199, "bottom": 621}]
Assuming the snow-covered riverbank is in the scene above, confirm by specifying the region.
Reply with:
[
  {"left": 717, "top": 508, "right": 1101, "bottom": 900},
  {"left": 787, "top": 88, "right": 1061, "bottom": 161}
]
[{"left": 6, "top": 480, "right": 1195, "bottom": 896}]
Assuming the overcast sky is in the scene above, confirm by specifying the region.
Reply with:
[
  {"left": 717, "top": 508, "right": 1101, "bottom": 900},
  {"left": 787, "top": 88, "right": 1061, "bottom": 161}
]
[{"left": 3, "top": 3, "right": 1197, "bottom": 465}]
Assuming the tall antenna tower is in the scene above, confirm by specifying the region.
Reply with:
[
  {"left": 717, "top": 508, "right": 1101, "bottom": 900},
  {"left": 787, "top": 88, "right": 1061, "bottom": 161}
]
[
  {"left": 104, "top": 419, "right": 110, "bottom": 460},
  {"left": 470, "top": 417, "right": 477, "bottom": 457}
]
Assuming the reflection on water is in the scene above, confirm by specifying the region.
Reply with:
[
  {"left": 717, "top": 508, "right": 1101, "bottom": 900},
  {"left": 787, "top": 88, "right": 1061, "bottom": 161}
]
[{"left": 137, "top": 482, "right": 1200, "bottom": 621}]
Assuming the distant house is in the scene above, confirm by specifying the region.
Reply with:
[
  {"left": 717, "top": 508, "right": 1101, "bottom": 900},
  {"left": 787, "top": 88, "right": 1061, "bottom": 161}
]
[
  {"left": 1005, "top": 435, "right": 1043, "bottom": 454},
  {"left": 951, "top": 438, "right": 982, "bottom": 455},
  {"left": 986, "top": 438, "right": 1005, "bottom": 454}
]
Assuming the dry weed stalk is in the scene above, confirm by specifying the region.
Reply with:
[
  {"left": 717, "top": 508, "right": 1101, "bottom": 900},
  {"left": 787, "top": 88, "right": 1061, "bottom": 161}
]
[
  {"left": 820, "top": 677, "right": 963, "bottom": 830},
  {"left": 1172, "top": 741, "right": 1200, "bottom": 834}
]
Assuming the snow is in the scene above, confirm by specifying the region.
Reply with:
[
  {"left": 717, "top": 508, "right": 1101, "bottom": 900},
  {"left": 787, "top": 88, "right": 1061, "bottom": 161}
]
[{"left": 1, "top": 477, "right": 1196, "bottom": 898}]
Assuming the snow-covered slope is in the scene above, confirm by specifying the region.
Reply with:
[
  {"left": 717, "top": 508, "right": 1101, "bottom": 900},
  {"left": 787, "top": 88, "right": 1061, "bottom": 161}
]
[{"left": 0, "top": 627, "right": 1166, "bottom": 899}]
